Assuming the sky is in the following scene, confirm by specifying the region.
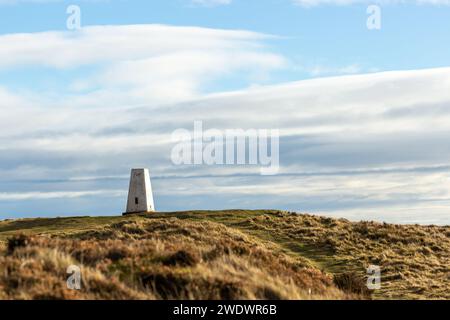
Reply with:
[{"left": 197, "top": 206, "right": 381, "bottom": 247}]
[{"left": 0, "top": 0, "right": 450, "bottom": 225}]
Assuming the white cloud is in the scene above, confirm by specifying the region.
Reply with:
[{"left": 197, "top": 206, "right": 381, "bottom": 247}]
[
  {"left": 3, "top": 66, "right": 450, "bottom": 166},
  {"left": 0, "top": 190, "right": 126, "bottom": 200},
  {"left": 2, "top": 67, "right": 450, "bottom": 217},
  {"left": 0, "top": 25, "right": 285, "bottom": 105},
  {"left": 0, "top": 25, "right": 275, "bottom": 69},
  {"left": 1, "top": 24, "right": 450, "bottom": 223}
]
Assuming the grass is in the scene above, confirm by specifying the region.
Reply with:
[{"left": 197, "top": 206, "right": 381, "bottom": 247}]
[{"left": 0, "top": 210, "right": 448, "bottom": 300}]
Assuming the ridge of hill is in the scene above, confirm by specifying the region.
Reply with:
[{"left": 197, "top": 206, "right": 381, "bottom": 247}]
[{"left": 0, "top": 210, "right": 448, "bottom": 300}]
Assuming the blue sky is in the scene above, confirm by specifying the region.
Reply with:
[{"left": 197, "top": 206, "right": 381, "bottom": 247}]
[
  {"left": 2, "top": 1, "right": 450, "bottom": 86},
  {"left": 1, "top": 0, "right": 450, "bottom": 224}
]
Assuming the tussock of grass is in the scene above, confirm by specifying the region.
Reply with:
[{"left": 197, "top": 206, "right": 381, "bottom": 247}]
[
  {"left": 225, "top": 212, "right": 450, "bottom": 300},
  {"left": 0, "top": 210, "right": 448, "bottom": 300},
  {"left": 0, "top": 217, "right": 354, "bottom": 300}
]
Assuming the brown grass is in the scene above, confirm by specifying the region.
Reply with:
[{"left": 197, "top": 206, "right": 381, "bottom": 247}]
[
  {"left": 0, "top": 210, "right": 448, "bottom": 300},
  {"left": 0, "top": 217, "right": 355, "bottom": 300},
  {"left": 226, "top": 211, "right": 450, "bottom": 300}
]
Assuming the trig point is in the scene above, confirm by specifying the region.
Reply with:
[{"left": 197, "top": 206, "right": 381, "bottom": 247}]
[{"left": 123, "top": 168, "right": 155, "bottom": 215}]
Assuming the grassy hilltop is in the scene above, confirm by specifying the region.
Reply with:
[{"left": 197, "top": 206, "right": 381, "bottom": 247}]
[{"left": 0, "top": 210, "right": 448, "bottom": 300}]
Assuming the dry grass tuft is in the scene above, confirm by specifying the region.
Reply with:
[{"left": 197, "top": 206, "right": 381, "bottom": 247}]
[
  {"left": 230, "top": 211, "right": 450, "bottom": 300},
  {"left": 333, "top": 272, "right": 371, "bottom": 297},
  {"left": 0, "top": 217, "right": 354, "bottom": 300},
  {"left": 0, "top": 210, "right": 448, "bottom": 300}
]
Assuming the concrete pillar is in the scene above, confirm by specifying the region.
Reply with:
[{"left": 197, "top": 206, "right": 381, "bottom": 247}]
[{"left": 124, "top": 168, "right": 155, "bottom": 215}]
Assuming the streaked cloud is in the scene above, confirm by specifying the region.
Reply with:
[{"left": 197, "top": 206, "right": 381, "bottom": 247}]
[
  {"left": 1, "top": 23, "right": 450, "bottom": 224},
  {"left": 0, "top": 25, "right": 284, "bottom": 105},
  {"left": 2, "top": 61, "right": 450, "bottom": 223},
  {"left": 0, "top": 25, "right": 276, "bottom": 70},
  {"left": 0, "top": 190, "right": 126, "bottom": 201}
]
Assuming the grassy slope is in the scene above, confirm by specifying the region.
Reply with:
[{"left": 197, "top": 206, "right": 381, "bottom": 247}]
[{"left": 0, "top": 210, "right": 448, "bottom": 300}]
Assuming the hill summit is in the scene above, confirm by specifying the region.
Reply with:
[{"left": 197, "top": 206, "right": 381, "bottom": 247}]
[{"left": 0, "top": 210, "right": 448, "bottom": 300}]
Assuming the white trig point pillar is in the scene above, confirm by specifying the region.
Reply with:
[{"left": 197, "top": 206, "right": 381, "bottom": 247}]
[{"left": 124, "top": 168, "right": 155, "bottom": 215}]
